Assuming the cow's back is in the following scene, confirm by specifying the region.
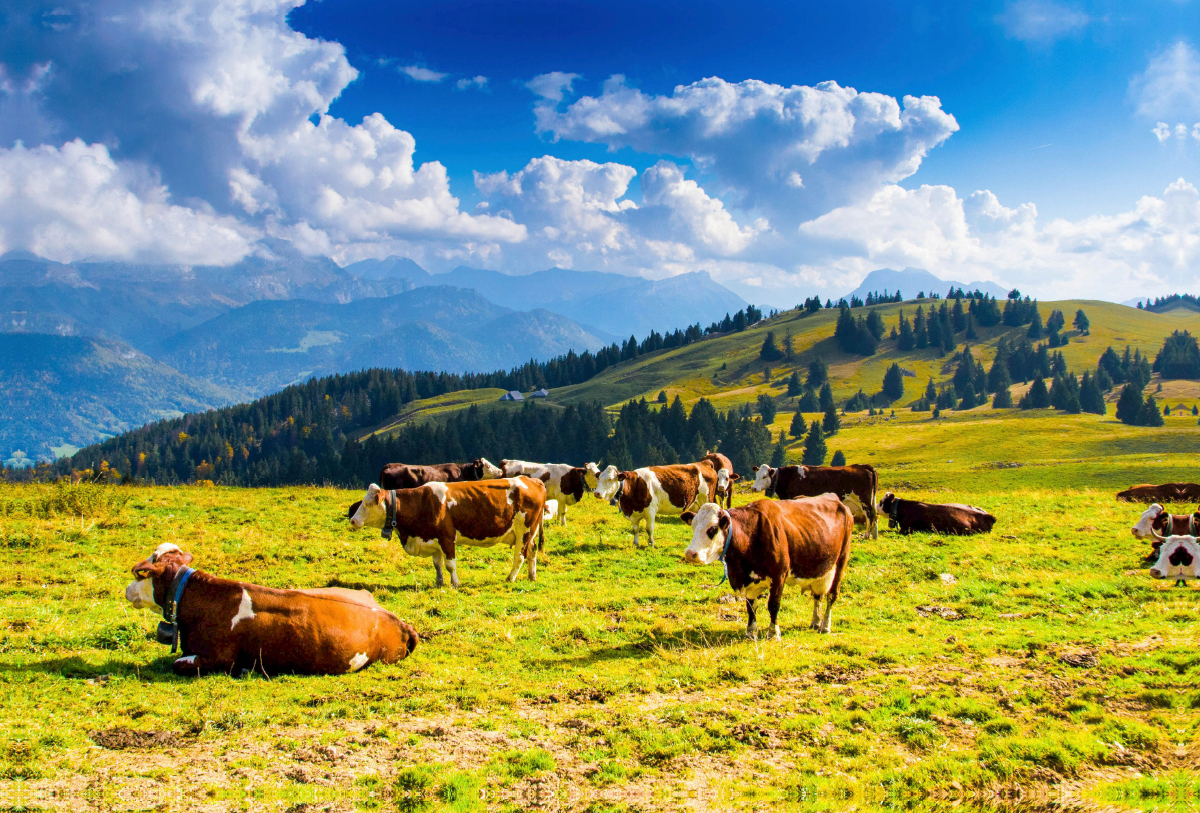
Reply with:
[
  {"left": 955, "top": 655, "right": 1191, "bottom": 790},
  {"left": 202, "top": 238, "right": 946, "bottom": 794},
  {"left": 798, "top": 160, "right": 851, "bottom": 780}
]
[
  {"left": 772, "top": 495, "right": 854, "bottom": 574},
  {"left": 444, "top": 478, "right": 546, "bottom": 539}
]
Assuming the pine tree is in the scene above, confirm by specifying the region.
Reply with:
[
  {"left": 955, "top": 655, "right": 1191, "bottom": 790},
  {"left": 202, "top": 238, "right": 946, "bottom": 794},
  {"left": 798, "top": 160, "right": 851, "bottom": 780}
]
[
  {"left": 759, "top": 331, "right": 784, "bottom": 361},
  {"left": 993, "top": 386, "right": 1013, "bottom": 408},
  {"left": 1073, "top": 309, "right": 1090, "bottom": 334},
  {"left": 757, "top": 393, "right": 777, "bottom": 425},
  {"left": 1079, "top": 371, "right": 1106, "bottom": 415},
  {"left": 830, "top": 450, "right": 847, "bottom": 466},
  {"left": 783, "top": 327, "right": 795, "bottom": 360},
  {"left": 924, "top": 377, "right": 937, "bottom": 402},
  {"left": 1137, "top": 395, "right": 1165, "bottom": 427},
  {"left": 787, "top": 370, "right": 802, "bottom": 397},
  {"left": 1115, "top": 384, "right": 1143, "bottom": 425},
  {"left": 789, "top": 411, "right": 807, "bottom": 438},
  {"left": 965, "top": 314, "right": 978, "bottom": 340},
  {"left": 882, "top": 363, "right": 905, "bottom": 402},
  {"left": 802, "top": 422, "right": 827, "bottom": 465},
  {"left": 770, "top": 431, "right": 788, "bottom": 467},
  {"left": 914, "top": 306, "right": 929, "bottom": 349},
  {"left": 819, "top": 382, "right": 834, "bottom": 412},
  {"left": 822, "top": 405, "right": 840, "bottom": 435},
  {"left": 796, "top": 388, "right": 820, "bottom": 412},
  {"left": 808, "top": 357, "right": 829, "bottom": 388},
  {"left": 958, "top": 381, "right": 978, "bottom": 409},
  {"left": 1023, "top": 377, "right": 1050, "bottom": 409},
  {"left": 1027, "top": 305, "right": 1043, "bottom": 339},
  {"left": 897, "top": 310, "right": 915, "bottom": 350}
]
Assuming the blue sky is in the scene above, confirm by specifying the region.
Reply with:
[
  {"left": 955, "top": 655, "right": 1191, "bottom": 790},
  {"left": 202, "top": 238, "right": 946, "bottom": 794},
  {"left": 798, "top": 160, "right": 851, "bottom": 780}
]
[{"left": 2, "top": 0, "right": 1200, "bottom": 305}]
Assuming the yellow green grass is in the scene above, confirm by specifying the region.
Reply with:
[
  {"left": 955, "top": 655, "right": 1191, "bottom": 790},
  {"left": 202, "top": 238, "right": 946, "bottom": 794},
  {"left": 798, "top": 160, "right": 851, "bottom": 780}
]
[{"left": 1, "top": 411, "right": 1197, "bottom": 810}]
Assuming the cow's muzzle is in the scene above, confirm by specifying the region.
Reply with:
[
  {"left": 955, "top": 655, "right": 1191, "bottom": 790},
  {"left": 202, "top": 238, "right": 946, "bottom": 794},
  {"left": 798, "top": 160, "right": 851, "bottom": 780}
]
[{"left": 684, "top": 549, "right": 700, "bottom": 564}]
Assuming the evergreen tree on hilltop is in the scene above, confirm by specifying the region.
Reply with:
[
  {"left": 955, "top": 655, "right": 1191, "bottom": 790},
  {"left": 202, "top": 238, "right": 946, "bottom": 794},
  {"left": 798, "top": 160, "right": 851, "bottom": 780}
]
[
  {"left": 914, "top": 306, "right": 929, "bottom": 349},
  {"left": 808, "top": 357, "right": 829, "bottom": 388},
  {"left": 1020, "top": 377, "right": 1051, "bottom": 409},
  {"left": 882, "top": 363, "right": 905, "bottom": 402},
  {"left": 802, "top": 422, "right": 827, "bottom": 465},
  {"left": 1137, "top": 394, "right": 1166, "bottom": 427},
  {"left": 897, "top": 310, "right": 916, "bottom": 351},
  {"left": 924, "top": 377, "right": 937, "bottom": 403},
  {"left": 770, "top": 431, "right": 789, "bottom": 468},
  {"left": 796, "top": 388, "right": 821, "bottom": 412},
  {"left": 953, "top": 347, "right": 977, "bottom": 394},
  {"left": 787, "top": 370, "right": 802, "bottom": 397},
  {"left": 757, "top": 393, "right": 778, "bottom": 425},
  {"left": 1079, "top": 371, "right": 1106, "bottom": 415},
  {"left": 760, "top": 330, "right": 784, "bottom": 361},
  {"left": 1153, "top": 330, "right": 1200, "bottom": 379},
  {"left": 790, "top": 411, "right": 807, "bottom": 438},
  {"left": 819, "top": 382, "right": 835, "bottom": 412},
  {"left": 1027, "top": 305, "right": 1044, "bottom": 340},
  {"left": 965, "top": 314, "right": 978, "bottom": 340},
  {"left": 1073, "top": 309, "right": 1090, "bottom": 334},
  {"left": 1115, "top": 383, "right": 1143, "bottom": 425},
  {"left": 951, "top": 298, "right": 967, "bottom": 332},
  {"left": 993, "top": 385, "right": 1014, "bottom": 408},
  {"left": 958, "top": 381, "right": 979, "bottom": 410},
  {"left": 823, "top": 404, "right": 840, "bottom": 435},
  {"left": 1046, "top": 309, "right": 1066, "bottom": 334},
  {"left": 830, "top": 450, "right": 847, "bottom": 466}
]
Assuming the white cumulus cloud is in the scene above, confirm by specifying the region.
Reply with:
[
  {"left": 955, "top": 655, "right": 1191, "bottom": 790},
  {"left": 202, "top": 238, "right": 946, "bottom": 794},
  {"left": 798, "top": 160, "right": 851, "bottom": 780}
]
[
  {"left": 399, "top": 65, "right": 449, "bottom": 83},
  {"left": 996, "top": 0, "right": 1089, "bottom": 43}
]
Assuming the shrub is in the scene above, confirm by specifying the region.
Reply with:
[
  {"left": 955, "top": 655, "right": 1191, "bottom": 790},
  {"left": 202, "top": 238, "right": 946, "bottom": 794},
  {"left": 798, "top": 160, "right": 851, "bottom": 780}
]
[
  {"left": 1153, "top": 330, "right": 1200, "bottom": 378},
  {"left": 882, "top": 363, "right": 905, "bottom": 402},
  {"left": 830, "top": 450, "right": 846, "bottom": 466},
  {"left": 802, "top": 423, "right": 827, "bottom": 465}
]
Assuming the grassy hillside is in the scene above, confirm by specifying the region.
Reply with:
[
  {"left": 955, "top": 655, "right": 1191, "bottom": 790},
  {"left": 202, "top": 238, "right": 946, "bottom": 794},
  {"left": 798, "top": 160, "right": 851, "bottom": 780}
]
[
  {"left": 375, "top": 298, "right": 1200, "bottom": 435},
  {"left": 1, "top": 412, "right": 1195, "bottom": 808}
]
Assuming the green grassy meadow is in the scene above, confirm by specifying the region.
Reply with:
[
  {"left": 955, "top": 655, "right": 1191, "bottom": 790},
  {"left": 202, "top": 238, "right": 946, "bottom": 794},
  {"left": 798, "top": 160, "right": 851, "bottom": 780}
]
[{"left": 1, "top": 409, "right": 1198, "bottom": 811}]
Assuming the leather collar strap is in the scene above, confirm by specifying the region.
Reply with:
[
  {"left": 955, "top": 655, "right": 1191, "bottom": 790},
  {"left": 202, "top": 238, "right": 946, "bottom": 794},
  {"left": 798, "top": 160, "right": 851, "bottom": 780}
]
[
  {"left": 765, "top": 470, "right": 778, "bottom": 499},
  {"left": 381, "top": 490, "right": 398, "bottom": 540},
  {"left": 163, "top": 566, "right": 194, "bottom": 654},
  {"left": 717, "top": 525, "right": 734, "bottom": 586}
]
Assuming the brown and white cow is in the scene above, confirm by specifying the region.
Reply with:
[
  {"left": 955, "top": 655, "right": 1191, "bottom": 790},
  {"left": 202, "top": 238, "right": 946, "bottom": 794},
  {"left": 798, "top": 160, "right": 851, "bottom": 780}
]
[
  {"left": 346, "top": 459, "right": 504, "bottom": 519},
  {"left": 700, "top": 452, "right": 739, "bottom": 509},
  {"left": 1131, "top": 503, "right": 1200, "bottom": 549},
  {"left": 751, "top": 463, "right": 879, "bottom": 538},
  {"left": 1148, "top": 533, "right": 1200, "bottom": 585},
  {"left": 879, "top": 493, "right": 996, "bottom": 535},
  {"left": 124, "top": 543, "right": 417, "bottom": 676},
  {"left": 498, "top": 460, "right": 601, "bottom": 526},
  {"left": 1117, "top": 483, "right": 1200, "bottom": 503},
  {"left": 593, "top": 462, "right": 720, "bottom": 548},
  {"left": 349, "top": 477, "right": 546, "bottom": 586},
  {"left": 681, "top": 495, "right": 853, "bottom": 639}
]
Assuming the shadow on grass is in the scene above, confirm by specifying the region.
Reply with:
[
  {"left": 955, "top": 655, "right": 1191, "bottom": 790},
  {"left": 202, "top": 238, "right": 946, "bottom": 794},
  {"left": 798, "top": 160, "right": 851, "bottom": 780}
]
[
  {"left": 543, "top": 625, "right": 747, "bottom": 667},
  {"left": 0, "top": 654, "right": 182, "bottom": 682}
]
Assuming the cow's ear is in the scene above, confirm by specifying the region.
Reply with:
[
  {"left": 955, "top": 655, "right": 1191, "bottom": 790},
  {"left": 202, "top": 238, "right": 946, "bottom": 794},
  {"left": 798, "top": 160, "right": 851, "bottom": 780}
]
[
  {"left": 718, "top": 512, "right": 732, "bottom": 532},
  {"left": 617, "top": 471, "right": 628, "bottom": 481},
  {"left": 729, "top": 473, "right": 741, "bottom": 482},
  {"left": 769, "top": 467, "right": 777, "bottom": 477},
  {"left": 680, "top": 511, "right": 696, "bottom": 526},
  {"left": 347, "top": 500, "right": 362, "bottom": 519},
  {"left": 132, "top": 559, "right": 167, "bottom": 580}
]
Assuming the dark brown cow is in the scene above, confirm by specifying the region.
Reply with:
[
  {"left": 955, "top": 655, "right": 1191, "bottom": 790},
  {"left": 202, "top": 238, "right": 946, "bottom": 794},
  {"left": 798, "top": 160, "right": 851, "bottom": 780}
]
[
  {"left": 349, "top": 477, "right": 546, "bottom": 586},
  {"left": 593, "top": 462, "right": 719, "bottom": 547},
  {"left": 752, "top": 463, "right": 879, "bottom": 538},
  {"left": 700, "top": 451, "right": 739, "bottom": 509},
  {"left": 1117, "top": 483, "right": 1200, "bottom": 503},
  {"left": 346, "top": 458, "right": 503, "bottom": 519},
  {"left": 879, "top": 492, "right": 996, "bottom": 535},
  {"left": 124, "top": 543, "right": 417, "bottom": 676},
  {"left": 1130, "top": 503, "right": 1200, "bottom": 549},
  {"left": 681, "top": 495, "right": 853, "bottom": 639}
]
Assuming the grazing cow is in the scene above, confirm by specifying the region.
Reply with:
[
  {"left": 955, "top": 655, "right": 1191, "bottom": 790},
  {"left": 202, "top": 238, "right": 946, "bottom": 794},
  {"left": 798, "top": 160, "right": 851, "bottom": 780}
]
[
  {"left": 700, "top": 452, "right": 739, "bottom": 509},
  {"left": 543, "top": 499, "right": 559, "bottom": 523},
  {"left": 878, "top": 492, "right": 996, "bottom": 535},
  {"left": 751, "top": 463, "right": 879, "bottom": 538},
  {"left": 681, "top": 495, "right": 853, "bottom": 639},
  {"left": 346, "top": 459, "right": 504, "bottom": 519},
  {"left": 1148, "top": 534, "right": 1200, "bottom": 585},
  {"left": 498, "top": 460, "right": 601, "bottom": 526},
  {"left": 348, "top": 477, "right": 546, "bottom": 586},
  {"left": 124, "top": 543, "right": 417, "bottom": 676},
  {"left": 1131, "top": 503, "right": 1200, "bottom": 549},
  {"left": 593, "top": 462, "right": 718, "bottom": 548},
  {"left": 1117, "top": 483, "right": 1200, "bottom": 503}
]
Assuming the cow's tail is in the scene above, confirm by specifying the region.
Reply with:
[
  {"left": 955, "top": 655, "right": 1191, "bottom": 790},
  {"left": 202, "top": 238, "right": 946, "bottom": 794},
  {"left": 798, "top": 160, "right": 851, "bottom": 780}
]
[{"left": 537, "top": 517, "right": 545, "bottom": 553}]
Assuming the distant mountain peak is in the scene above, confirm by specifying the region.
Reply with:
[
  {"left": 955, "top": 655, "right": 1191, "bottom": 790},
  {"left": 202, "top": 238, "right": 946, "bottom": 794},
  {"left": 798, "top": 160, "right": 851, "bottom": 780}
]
[{"left": 843, "top": 268, "right": 1009, "bottom": 301}]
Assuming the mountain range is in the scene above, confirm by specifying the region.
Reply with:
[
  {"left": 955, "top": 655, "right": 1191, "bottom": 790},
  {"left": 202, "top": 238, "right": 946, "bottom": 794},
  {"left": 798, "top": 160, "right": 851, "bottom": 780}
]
[
  {"left": 843, "top": 268, "right": 1009, "bottom": 302},
  {"left": 0, "top": 243, "right": 749, "bottom": 461}
]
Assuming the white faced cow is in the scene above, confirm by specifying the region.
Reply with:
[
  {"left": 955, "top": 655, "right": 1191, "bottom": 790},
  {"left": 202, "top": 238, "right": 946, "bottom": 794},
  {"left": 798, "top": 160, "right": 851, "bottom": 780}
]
[
  {"left": 1149, "top": 533, "right": 1200, "bottom": 586},
  {"left": 593, "top": 462, "right": 717, "bottom": 548},
  {"left": 498, "top": 460, "right": 601, "bottom": 526}
]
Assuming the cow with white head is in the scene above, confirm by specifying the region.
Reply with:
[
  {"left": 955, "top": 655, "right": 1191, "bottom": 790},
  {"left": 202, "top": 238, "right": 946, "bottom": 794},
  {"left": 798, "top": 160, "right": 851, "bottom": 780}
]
[{"left": 1149, "top": 533, "right": 1200, "bottom": 586}]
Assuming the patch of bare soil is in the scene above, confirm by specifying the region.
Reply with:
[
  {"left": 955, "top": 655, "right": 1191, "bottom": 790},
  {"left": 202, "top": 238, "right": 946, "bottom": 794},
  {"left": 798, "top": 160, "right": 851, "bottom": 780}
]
[{"left": 88, "top": 727, "right": 182, "bottom": 749}]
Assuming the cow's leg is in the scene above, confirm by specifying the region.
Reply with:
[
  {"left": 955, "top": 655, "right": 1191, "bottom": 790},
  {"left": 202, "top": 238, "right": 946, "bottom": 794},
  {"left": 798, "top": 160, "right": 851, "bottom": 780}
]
[
  {"left": 560, "top": 503, "right": 568, "bottom": 527},
  {"left": 431, "top": 548, "right": 446, "bottom": 588},
  {"left": 869, "top": 501, "right": 878, "bottom": 539},
  {"left": 172, "top": 652, "right": 235, "bottom": 677},
  {"left": 646, "top": 512, "right": 656, "bottom": 547},
  {"left": 819, "top": 592, "right": 836, "bottom": 634},
  {"left": 631, "top": 516, "right": 641, "bottom": 549},
  {"left": 506, "top": 544, "right": 526, "bottom": 582},
  {"left": 445, "top": 557, "right": 460, "bottom": 589},
  {"left": 440, "top": 537, "right": 459, "bottom": 589},
  {"left": 745, "top": 598, "right": 758, "bottom": 641},
  {"left": 768, "top": 578, "right": 785, "bottom": 641},
  {"left": 810, "top": 594, "right": 822, "bottom": 630}
]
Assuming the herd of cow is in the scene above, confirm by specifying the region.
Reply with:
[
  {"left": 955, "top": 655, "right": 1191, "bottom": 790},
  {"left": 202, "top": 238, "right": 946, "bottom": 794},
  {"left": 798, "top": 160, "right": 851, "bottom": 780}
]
[{"left": 122, "top": 454, "right": 1194, "bottom": 679}]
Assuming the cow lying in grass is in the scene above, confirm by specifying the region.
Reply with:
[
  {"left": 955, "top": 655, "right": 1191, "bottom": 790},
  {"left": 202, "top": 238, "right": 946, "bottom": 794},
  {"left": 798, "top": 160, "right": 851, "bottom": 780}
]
[
  {"left": 879, "top": 493, "right": 996, "bottom": 535},
  {"left": 349, "top": 477, "right": 547, "bottom": 586},
  {"left": 1148, "top": 532, "right": 1199, "bottom": 586},
  {"left": 681, "top": 495, "right": 853, "bottom": 639},
  {"left": 1117, "top": 483, "right": 1200, "bottom": 503},
  {"left": 1130, "top": 503, "right": 1199, "bottom": 550},
  {"left": 124, "top": 543, "right": 417, "bottom": 676}
]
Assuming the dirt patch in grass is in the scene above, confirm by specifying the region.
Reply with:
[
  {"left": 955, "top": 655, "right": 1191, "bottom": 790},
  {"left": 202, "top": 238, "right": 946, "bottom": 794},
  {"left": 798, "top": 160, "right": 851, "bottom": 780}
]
[{"left": 87, "top": 728, "right": 183, "bottom": 750}]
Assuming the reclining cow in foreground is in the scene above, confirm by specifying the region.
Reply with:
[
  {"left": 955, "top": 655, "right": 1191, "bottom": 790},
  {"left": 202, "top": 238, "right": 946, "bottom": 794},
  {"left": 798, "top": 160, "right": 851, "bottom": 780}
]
[
  {"left": 499, "top": 460, "right": 601, "bottom": 526},
  {"left": 681, "top": 494, "right": 853, "bottom": 639},
  {"left": 1148, "top": 532, "right": 1200, "bottom": 586},
  {"left": 124, "top": 543, "right": 417, "bottom": 676},
  {"left": 879, "top": 492, "right": 996, "bottom": 535},
  {"left": 751, "top": 463, "right": 878, "bottom": 538},
  {"left": 1130, "top": 503, "right": 1199, "bottom": 550},
  {"left": 349, "top": 477, "right": 547, "bottom": 586},
  {"left": 593, "top": 461, "right": 720, "bottom": 548},
  {"left": 1117, "top": 483, "right": 1200, "bottom": 503}
]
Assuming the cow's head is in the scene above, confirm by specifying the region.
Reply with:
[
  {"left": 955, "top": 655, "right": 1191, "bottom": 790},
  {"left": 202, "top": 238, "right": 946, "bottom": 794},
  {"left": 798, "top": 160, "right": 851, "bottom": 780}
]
[
  {"left": 879, "top": 492, "right": 897, "bottom": 514},
  {"left": 593, "top": 465, "right": 621, "bottom": 501},
  {"left": 1131, "top": 504, "right": 1166, "bottom": 540},
  {"left": 478, "top": 458, "right": 503, "bottom": 479},
  {"left": 680, "top": 503, "right": 731, "bottom": 564},
  {"left": 584, "top": 462, "right": 602, "bottom": 490},
  {"left": 349, "top": 484, "right": 388, "bottom": 530},
  {"left": 1149, "top": 536, "right": 1200, "bottom": 584},
  {"left": 125, "top": 543, "right": 193, "bottom": 612},
  {"left": 716, "top": 468, "right": 740, "bottom": 493},
  {"left": 751, "top": 464, "right": 776, "bottom": 493}
]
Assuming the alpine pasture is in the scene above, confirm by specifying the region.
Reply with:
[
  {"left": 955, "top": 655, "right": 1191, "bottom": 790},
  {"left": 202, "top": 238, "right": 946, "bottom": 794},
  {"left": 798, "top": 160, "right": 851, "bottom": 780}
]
[{"left": 1, "top": 299, "right": 1199, "bottom": 812}]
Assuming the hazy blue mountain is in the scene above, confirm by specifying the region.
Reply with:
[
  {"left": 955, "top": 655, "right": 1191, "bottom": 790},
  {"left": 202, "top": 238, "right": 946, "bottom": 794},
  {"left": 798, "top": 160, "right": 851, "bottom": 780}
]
[
  {"left": 416, "top": 266, "right": 747, "bottom": 337},
  {"left": 0, "top": 333, "right": 244, "bottom": 463},
  {"left": 151, "top": 286, "right": 617, "bottom": 394},
  {"left": 842, "top": 268, "right": 1009, "bottom": 302},
  {"left": 343, "top": 256, "right": 432, "bottom": 286}
]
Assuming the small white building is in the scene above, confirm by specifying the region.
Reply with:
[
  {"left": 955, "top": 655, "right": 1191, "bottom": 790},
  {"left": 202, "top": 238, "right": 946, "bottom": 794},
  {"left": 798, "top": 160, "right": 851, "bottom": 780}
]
[
  {"left": 530, "top": 388, "right": 549, "bottom": 398},
  {"left": 500, "top": 390, "right": 524, "bottom": 401}
]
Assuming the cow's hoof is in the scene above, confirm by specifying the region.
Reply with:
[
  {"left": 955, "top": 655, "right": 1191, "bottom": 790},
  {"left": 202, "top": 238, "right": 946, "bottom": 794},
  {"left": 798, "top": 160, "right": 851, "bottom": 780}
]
[{"left": 745, "top": 630, "right": 758, "bottom": 641}]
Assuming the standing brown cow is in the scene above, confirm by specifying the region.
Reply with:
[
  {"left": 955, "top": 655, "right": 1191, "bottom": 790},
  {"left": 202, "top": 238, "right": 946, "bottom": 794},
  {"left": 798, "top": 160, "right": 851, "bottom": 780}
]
[
  {"left": 700, "top": 452, "right": 739, "bottom": 509},
  {"left": 681, "top": 495, "right": 853, "bottom": 639},
  {"left": 751, "top": 463, "right": 879, "bottom": 538},
  {"left": 593, "top": 462, "right": 718, "bottom": 547}
]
